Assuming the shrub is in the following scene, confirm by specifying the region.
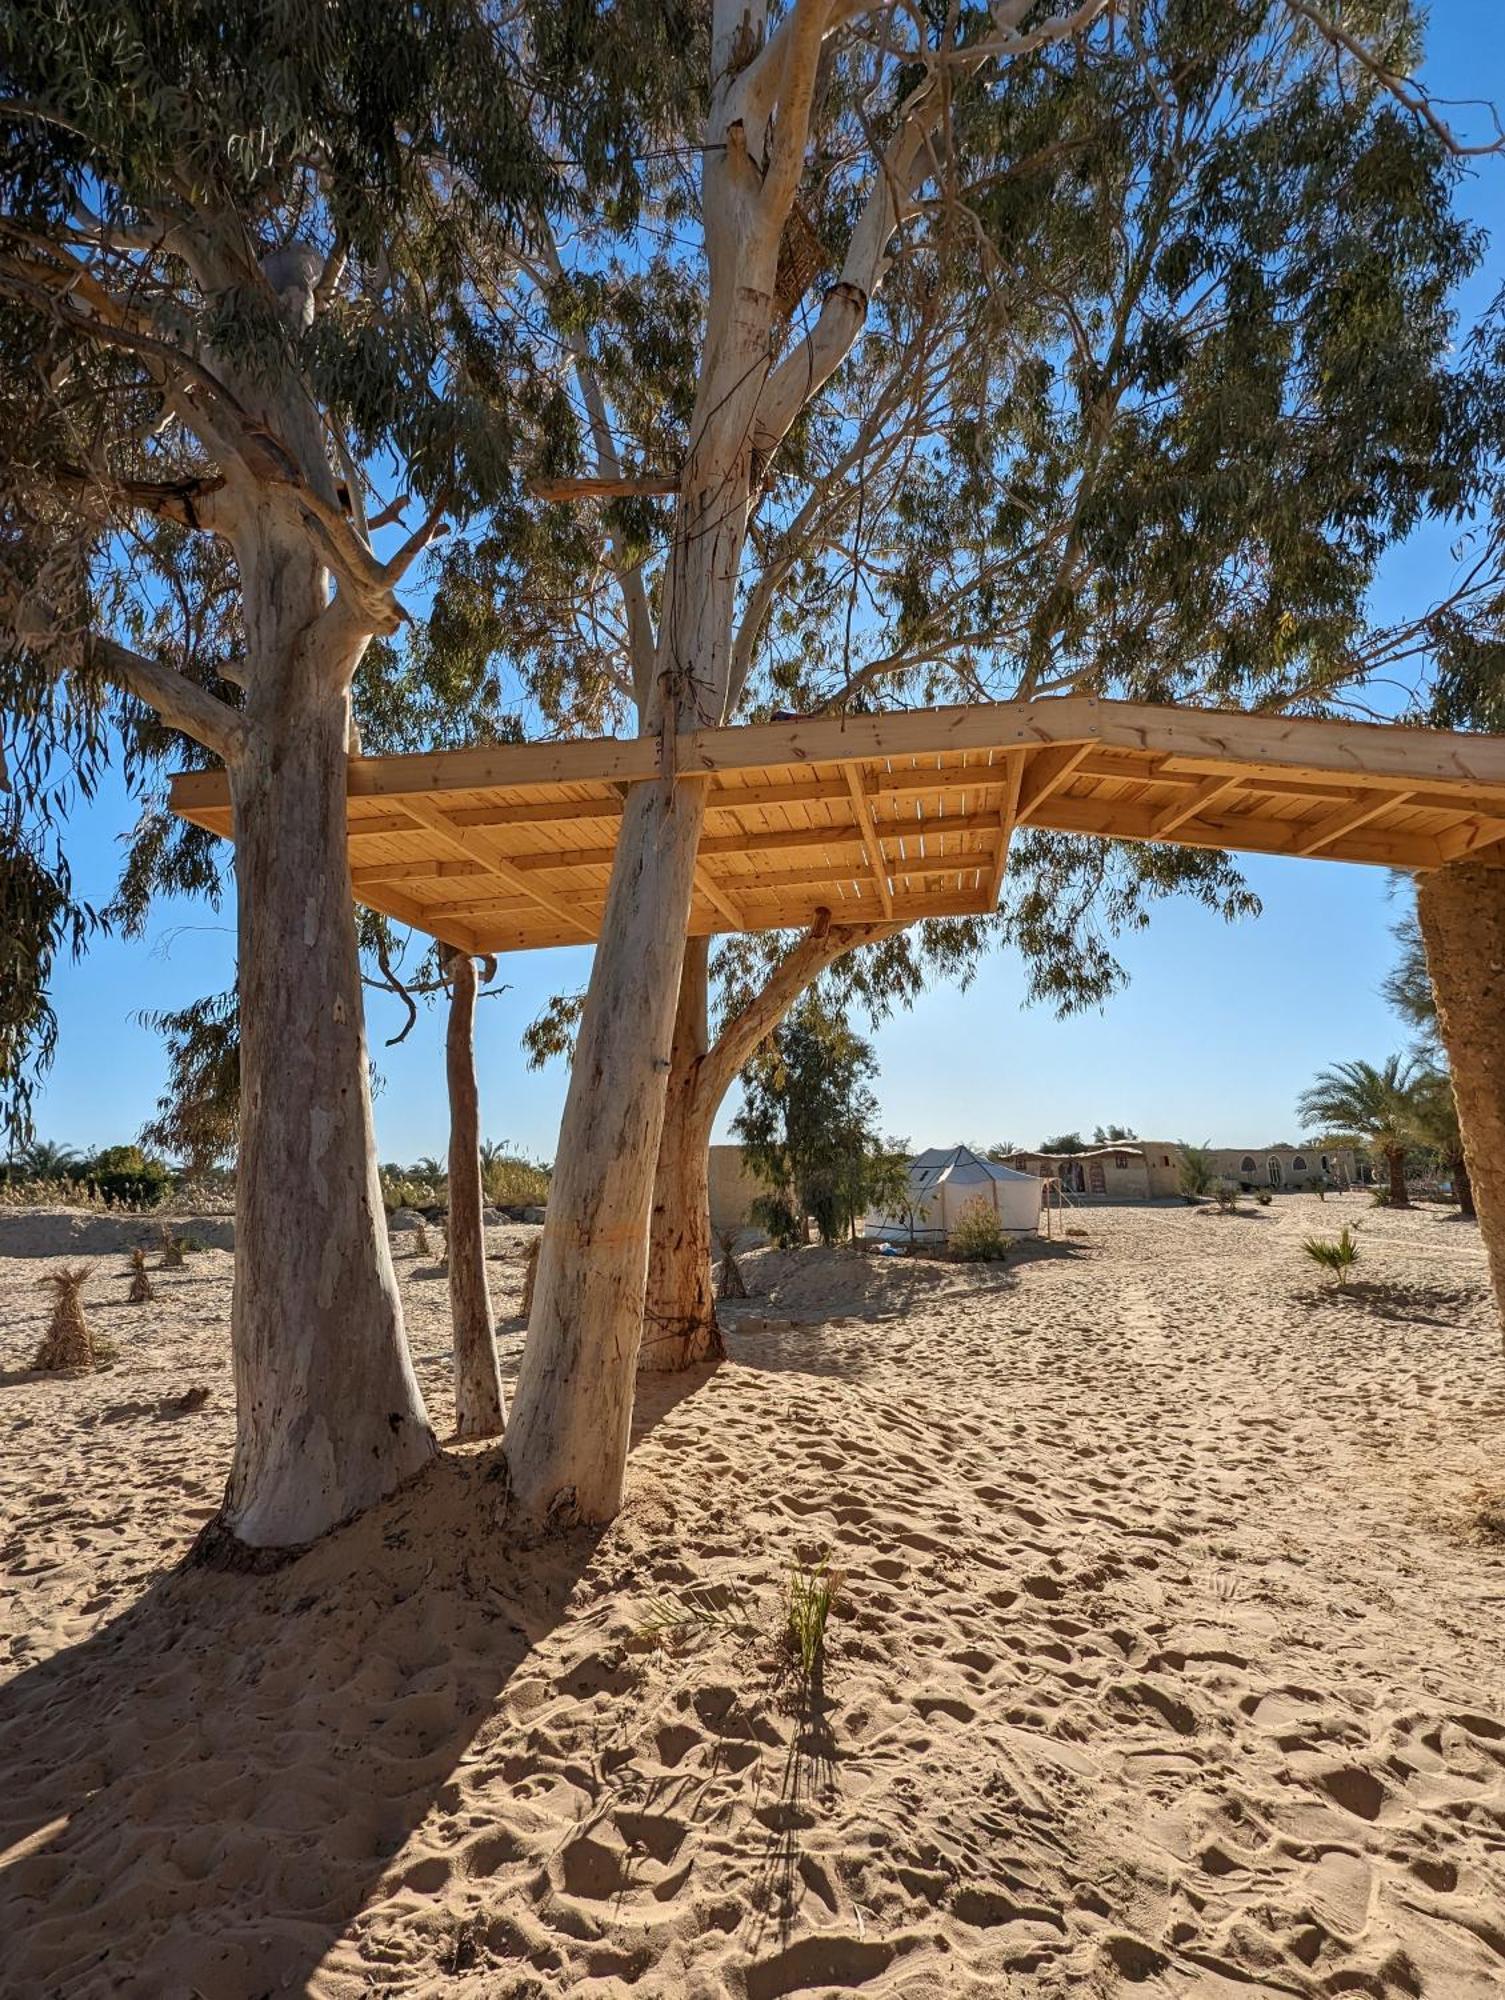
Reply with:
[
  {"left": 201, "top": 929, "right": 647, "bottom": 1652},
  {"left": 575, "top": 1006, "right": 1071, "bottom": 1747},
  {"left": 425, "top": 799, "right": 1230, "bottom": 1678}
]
[
  {"left": 84, "top": 1145, "right": 172, "bottom": 1209},
  {"left": 1211, "top": 1182, "right": 1241, "bottom": 1215},
  {"left": 413, "top": 1221, "right": 432, "bottom": 1258},
  {"left": 1370, "top": 1187, "right": 1392, "bottom": 1208},
  {"left": 750, "top": 1191, "right": 804, "bottom": 1249},
  {"left": 158, "top": 1227, "right": 188, "bottom": 1269},
  {"left": 1255, "top": 1189, "right": 1273, "bottom": 1206},
  {"left": 480, "top": 1150, "right": 551, "bottom": 1208},
  {"left": 949, "top": 1198, "right": 1008, "bottom": 1261},
  {"left": 1304, "top": 1223, "right": 1360, "bottom": 1290},
  {"left": 716, "top": 1224, "right": 748, "bottom": 1300}
]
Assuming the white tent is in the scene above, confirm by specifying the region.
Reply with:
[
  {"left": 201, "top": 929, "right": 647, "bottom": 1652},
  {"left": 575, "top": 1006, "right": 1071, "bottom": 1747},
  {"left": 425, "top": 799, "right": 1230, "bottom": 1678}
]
[{"left": 865, "top": 1144, "right": 1041, "bottom": 1243}]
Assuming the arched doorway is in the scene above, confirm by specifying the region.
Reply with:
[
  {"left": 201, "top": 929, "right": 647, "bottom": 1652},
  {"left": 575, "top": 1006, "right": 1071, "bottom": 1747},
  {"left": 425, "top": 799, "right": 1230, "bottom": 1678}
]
[{"left": 1267, "top": 1157, "right": 1283, "bottom": 1188}]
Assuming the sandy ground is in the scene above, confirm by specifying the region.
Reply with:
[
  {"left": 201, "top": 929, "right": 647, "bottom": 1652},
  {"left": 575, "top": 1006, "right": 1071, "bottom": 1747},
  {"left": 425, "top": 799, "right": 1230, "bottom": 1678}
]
[{"left": 2, "top": 1196, "right": 1504, "bottom": 1999}]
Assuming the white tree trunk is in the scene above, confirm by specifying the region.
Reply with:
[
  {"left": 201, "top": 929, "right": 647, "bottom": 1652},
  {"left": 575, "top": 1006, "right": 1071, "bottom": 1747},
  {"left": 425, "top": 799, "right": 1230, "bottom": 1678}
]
[
  {"left": 221, "top": 530, "right": 433, "bottom": 1548},
  {"left": 1417, "top": 860, "right": 1505, "bottom": 1345},
  {"left": 642, "top": 937, "right": 724, "bottom": 1372},
  {"left": 503, "top": 774, "right": 709, "bottom": 1521},
  {"left": 446, "top": 951, "right": 505, "bottom": 1438}
]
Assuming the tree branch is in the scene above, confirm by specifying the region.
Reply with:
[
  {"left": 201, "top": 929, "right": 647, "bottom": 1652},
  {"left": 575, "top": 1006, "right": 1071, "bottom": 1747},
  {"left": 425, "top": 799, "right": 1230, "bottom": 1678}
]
[{"left": 85, "top": 634, "right": 249, "bottom": 763}]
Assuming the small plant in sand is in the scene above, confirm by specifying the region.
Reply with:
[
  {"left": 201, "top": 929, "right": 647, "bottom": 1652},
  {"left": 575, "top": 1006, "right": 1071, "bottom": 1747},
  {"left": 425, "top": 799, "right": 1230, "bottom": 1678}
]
[
  {"left": 413, "top": 1220, "right": 432, "bottom": 1258},
  {"left": 948, "top": 1198, "right": 1008, "bottom": 1262},
  {"left": 125, "top": 1246, "right": 154, "bottom": 1303},
  {"left": 636, "top": 1578, "right": 758, "bottom": 1649},
  {"left": 1211, "top": 1182, "right": 1242, "bottom": 1215},
  {"left": 717, "top": 1223, "right": 748, "bottom": 1300},
  {"left": 520, "top": 1234, "right": 541, "bottom": 1320},
  {"left": 781, "top": 1551, "right": 844, "bottom": 1684},
  {"left": 1255, "top": 1189, "right": 1273, "bottom": 1206},
  {"left": 157, "top": 1226, "right": 188, "bottom": 1268},
  {"left": 1303, "top": 1223, "right": 1360, "bottom": 1291},
  {"left": 1176, "top": 1141, "right": 1216, "bottom": 1198},
  {"left": 34, "top": 1266, "right": 111, "bottom": 1371}
]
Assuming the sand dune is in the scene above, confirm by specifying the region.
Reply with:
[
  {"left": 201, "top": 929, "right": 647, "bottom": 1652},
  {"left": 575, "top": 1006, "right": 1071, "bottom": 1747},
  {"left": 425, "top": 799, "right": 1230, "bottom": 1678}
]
[{"left": 2, "top": 1198, "right": 1504, "bottom": 1997}]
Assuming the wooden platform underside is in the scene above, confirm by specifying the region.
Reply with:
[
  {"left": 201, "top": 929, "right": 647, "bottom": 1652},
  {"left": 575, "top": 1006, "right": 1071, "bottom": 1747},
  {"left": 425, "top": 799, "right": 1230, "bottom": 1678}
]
[{"left": 169, "top": 696, "right": 1505, "bottom": 955}]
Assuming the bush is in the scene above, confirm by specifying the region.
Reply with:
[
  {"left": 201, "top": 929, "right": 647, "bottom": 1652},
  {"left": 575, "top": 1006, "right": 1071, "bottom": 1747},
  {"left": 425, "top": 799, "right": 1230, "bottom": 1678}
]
[
  {"left": 1370, "top": 1187, "right": 1392, "bottom": 1208},
  {"left": 1256, "top": 1189, "right": 1273, "bottom": 1206},
  {"left": 1211, "top": 1182, "right": 1241, "bottom": 1214},
  {"left": 481, "top": 1152, "right": 551, "bottom": 1209},
  {"left": 948, "top": 1198, "right": 1009, "bottom": 1261},
  {"left": 750, "top": 1192, "right": 804, "bottom": 1249},
  {"left": 83, "top": 1145, "right": 173, "bottom": 1209}
]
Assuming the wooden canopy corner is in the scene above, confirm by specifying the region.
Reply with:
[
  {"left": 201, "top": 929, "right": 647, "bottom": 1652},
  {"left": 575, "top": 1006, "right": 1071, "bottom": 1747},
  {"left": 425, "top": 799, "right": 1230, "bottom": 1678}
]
[{"left": 170, "top": 696, "right": 1505, "bottom": 956}]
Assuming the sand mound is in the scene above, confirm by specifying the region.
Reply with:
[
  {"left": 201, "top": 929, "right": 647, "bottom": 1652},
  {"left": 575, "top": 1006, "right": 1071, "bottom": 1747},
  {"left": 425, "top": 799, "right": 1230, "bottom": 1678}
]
[{"left": 2, "top": 1200, "right": 1504, "bottom": 1997}]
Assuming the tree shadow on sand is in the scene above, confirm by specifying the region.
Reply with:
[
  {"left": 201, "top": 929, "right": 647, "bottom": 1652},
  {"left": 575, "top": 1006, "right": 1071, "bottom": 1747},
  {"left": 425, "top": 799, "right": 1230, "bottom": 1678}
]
[{"left": 0, "top": 1367, "right": 708, "bottom": 1997}]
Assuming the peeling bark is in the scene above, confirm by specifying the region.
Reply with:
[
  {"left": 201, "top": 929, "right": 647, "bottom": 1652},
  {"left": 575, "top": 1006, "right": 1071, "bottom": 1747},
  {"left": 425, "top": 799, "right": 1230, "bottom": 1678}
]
[
  {"left": 446, "top": 950, "right": 504, "bottom": 1439},
  {"left": 1417, "top": 860, "right": 1505, "bottom": 1337},
  {"left": 642, "top": 937, "right": 724, "bottom": 1372},
  {"left": 223, "top": 525, "right": 433, "bottom": 1545}
]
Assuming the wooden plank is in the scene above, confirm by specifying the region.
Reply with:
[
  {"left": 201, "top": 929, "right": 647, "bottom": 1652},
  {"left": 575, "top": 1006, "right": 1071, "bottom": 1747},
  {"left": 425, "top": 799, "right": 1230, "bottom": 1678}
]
[
  {"left": 1290, "top": 790, "right": 1413, "bottom": 858},
  {"left": 844, "top": 767, "right": 895, "bottom": 917},
  {"left": 1433, "top": 817, "right": 1505, "bottom": 863},
  {"left": 1027, "top": 791, "right": 1446, "bottom": 868},
  {"left": 1150, "top": 774, "right": 1246, "bottom": 837},
  {"left": 399, "top": 796, "right": 596, "bottom": 940}
]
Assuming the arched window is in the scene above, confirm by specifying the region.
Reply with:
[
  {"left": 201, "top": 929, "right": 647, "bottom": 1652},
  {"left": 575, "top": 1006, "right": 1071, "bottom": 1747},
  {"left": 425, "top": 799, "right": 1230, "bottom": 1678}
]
[
  {"left": 1240, "top": 1156, "right": 1256, "bottom": 1174},
  {"left": 1292, "top": 1156, "right": 1307, "bottom": 1173}
]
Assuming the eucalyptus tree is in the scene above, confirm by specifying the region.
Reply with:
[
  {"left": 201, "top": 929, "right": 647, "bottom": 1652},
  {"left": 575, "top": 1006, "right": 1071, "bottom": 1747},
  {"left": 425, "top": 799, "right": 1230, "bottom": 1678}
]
[
  {"left": 0, "top": 0, "right": 687, "bottom": 1547},
  {"left": 493, "top": 0, "right": 1485, "bottom": 1522}
]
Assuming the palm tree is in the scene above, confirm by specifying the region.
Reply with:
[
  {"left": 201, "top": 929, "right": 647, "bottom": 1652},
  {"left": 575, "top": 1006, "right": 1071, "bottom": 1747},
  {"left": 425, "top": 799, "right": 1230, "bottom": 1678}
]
[
  {"left": 14, "top": 1138, "right": 82, "bottom": 1180},
  {"left": 1410, "top": 1064, "right": 1476, "bottom": 1219},
  {"left": 1296, "top": 1056, "right": 1421, "bottom": 1208}
]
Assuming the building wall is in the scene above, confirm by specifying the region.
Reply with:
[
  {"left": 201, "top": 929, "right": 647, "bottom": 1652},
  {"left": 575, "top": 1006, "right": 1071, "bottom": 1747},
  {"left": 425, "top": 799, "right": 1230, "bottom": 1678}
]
[{"left": 707, "top": 1144, "right": 768, "bottom": 1233}]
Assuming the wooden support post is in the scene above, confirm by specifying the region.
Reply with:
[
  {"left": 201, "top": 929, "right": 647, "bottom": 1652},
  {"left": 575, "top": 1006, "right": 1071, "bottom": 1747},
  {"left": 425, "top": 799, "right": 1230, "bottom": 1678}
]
[{"left": 1016, "top": 741, "right": 1093, "bottom": 821}]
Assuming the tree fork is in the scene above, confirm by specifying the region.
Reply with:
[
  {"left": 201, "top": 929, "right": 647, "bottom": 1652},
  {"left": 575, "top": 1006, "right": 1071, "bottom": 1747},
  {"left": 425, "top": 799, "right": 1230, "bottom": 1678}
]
[{"left": 1417, "top": 859, "right": 1505, "bottom": 1337}]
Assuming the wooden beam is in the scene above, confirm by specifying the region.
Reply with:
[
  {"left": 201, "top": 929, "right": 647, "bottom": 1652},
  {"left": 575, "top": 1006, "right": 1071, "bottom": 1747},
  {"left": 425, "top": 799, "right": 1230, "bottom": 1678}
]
[
  {"left": 527, "top": 472, "right": 679, "bottom": 502},
  {"left": 695, "top": 867, "right": 746, "bottom": 930},
  {"left": 355, "top": 881, "right": 482, "bottom": 953},
  {"left": 843, "top": 768, "right": 894, "bottom": 917},
  {"left": 399, "top": 797, "right": 596, "bottom": 940},
  {"left": 1290, "top": 791, "right": 1412, "bottom": 858},
  {"left": 1030, "top": 792, "right": 1446, "bottom": 869},
  {"left": 1017, "top": 742, "right": 1093, "bottom": 820},
  {"left": 351, "top": 858, "right": 489, "bottom": 888},
  {"left": 984, "top": 753, "right": 1028, "bottom": 909},
  {"left": 1432, "top": 817, "right": 1505, "bottom": 863},
  {"left": 675, "top": 695, "right": 1505, "bottom": 793},
  {"left": 1149, "top": 774, "right": 1246, "bottom": 837}
]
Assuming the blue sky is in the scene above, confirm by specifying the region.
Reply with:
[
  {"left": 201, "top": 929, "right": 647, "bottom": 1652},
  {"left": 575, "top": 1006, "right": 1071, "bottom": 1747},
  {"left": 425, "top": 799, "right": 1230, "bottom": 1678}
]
[{"left": 25, "top": 6, "right": 1505, "bottom": 1164}]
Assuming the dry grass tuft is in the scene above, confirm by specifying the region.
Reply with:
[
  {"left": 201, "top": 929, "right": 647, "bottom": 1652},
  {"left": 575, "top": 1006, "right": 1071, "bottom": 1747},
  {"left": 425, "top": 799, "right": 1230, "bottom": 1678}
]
[
  {"left": 413, "top": 1221, "right": 432, "bottom": 1259},
  {"left": 520, "top": 1235, "right": 541, "bottom": 1320},
  {"left": 34, "top": 1265, "right": 110, "bottom": 1371},
  {"left": 126, "top": 1246, "right": 153, "bottom": 1303},
  {"left": 717, "top": 1224, "right": 748, "bottom": 1300},
  {"left": 158, "top": 1226, "right": 187, "bottom": 1269}
]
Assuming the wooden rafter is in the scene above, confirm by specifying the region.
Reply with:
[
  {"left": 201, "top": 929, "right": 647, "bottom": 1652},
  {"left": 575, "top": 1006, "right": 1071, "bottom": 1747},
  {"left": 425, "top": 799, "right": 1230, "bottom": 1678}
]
[
  {"left": 984, "top": 752, "right": 1028, "bottom": 910},
  {"left": 1290, "top": 790, "right": 1413, "bottom": 857},
  {"left": 1149, "top": 773, "right": 1246, "bottom": 837},
  {"left": 399, "top": 796, "right": 596, "bottom": 941}
]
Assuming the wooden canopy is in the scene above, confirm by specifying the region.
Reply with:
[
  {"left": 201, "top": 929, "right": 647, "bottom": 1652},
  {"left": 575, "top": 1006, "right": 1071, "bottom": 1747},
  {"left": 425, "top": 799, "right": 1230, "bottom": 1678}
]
[{"left": 169, "top": 696, "right": 1505, "bottom": 956}]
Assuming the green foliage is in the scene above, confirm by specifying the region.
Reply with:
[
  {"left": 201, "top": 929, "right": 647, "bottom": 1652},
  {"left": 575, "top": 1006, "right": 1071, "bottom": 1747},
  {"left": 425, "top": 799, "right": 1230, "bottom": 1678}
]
[
  {"left": 749, "top": 1192, "right": 804, "bottom": 1251},
  {"left": 82, "top": 1145, "right": 171, "bottom": 1209},
  {"left": 735, "top": 996, "right": 891, "bottom": 1247},
  {"left": 1211, "top": 1183, "right": 1242, "bottom": 1215},
  {"left": 948, "top": 1199, "right": 1009, "bottom": 1263},
  {"left": 136, "top": 991, "right": 239, "bottom": 1171},
  {"left": 781, "top": 1553, "right": 843, "bottom": 1687},
  {"left": 1296, "top": 1054, "right": 1422, "bottom": 1199},
  {"left": 1177, "top": 1141, "right": 1216, "bottom": 1198},
  {"left": 1304, "top": 1223, "right": 1360, "bottom": 1290},
  {"left": 1041, "top": 1132, "right": 1087, "bottom": 1155}
]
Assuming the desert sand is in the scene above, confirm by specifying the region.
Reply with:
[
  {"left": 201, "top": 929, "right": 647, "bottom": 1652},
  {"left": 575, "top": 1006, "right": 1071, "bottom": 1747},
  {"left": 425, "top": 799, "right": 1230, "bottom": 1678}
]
[{"left": 2, "top": 1195, "right": 1504, "bottom": 1998}]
